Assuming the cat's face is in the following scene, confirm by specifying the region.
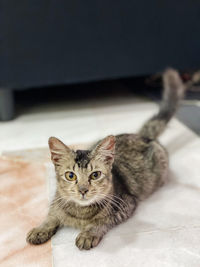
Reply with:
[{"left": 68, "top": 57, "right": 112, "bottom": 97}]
[{"left": 48, "top": 136, "right": 115, "bottom": 206}]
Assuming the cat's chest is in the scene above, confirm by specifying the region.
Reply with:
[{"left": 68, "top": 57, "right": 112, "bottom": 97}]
[
  {"left": 61, "top": 213, "right": 91, "bottom": 229},
  {"left": 58, "top": 205, "right": 100, "bottom": 229}
]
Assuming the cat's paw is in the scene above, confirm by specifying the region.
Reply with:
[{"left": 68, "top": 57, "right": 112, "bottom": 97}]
[
  {"left": 26, "top": 227, "right": 50, "bottom": 245},
  {"left": 75, "top": 231, "right": 102, "bottom": 250}
]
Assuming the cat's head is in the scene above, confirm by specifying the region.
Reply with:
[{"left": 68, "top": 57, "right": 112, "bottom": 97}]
[{"left": 48, "top": 136, "right": 115, "bottom": 206}]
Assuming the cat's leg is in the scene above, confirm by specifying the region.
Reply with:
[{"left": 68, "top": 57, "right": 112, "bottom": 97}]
[
  {"left": 76, "top": 195, "right": 137, "bottom": 250},
  {"left": 26, "top": 215, "right": 60, "bottom": 245}
]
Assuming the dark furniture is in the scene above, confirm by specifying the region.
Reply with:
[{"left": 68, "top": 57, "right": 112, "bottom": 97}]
[{"left": 1, "top": 0, "right": 200, "bottom": 120}]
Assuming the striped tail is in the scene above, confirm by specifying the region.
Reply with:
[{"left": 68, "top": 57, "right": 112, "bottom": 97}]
[{"left": 139, "top": 69, "right": 185, "bottom": 140}]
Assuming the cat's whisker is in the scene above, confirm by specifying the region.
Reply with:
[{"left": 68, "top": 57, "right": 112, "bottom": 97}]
[
  {"left": 97, "top": 193, "right": 126, "bottom": 215},
  {"left": 109, "top": 194, "right": 128, "bottom": 206},
  {"left": 50, "top": 198, "right": 64, "bottom": 206},
  {"left": 98, "top": 192, "right": 126, "bottom": 208},
  {"left": 97, "top": 199, "right": 112, "bottom": 216},
  {"left": 103, "top": 196, "right": 127, "bottom": 214},
  {"left": 51, "top": 196, "right": 67, "bottom": 204},
  {"left": 51, "top": 197, "right": 68, "bottom": 210}
]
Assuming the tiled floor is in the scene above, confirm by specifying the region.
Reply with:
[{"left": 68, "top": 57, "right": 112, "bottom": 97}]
[{"left": 1, "top": 92, "right": 200, "bottom": 267}]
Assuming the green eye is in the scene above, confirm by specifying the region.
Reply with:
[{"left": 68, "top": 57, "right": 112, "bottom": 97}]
[
  {"left": 65, "top": 171, "right": 77, "bottom": 181},
  {"left": 90, "top": 171, "right": 101, "bottom": 180}
]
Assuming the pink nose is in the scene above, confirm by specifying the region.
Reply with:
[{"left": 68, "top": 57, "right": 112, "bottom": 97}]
[{"left": 79, "top": 188, "right": 88, "bottom": 196}]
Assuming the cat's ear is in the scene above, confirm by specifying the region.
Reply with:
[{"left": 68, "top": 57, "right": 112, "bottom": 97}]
[
  {"left": 92, "top": 135, "right": 115, "bottom": 164},
  {"left": 48, "top": 137, "right": 71, "bottom": 165}
]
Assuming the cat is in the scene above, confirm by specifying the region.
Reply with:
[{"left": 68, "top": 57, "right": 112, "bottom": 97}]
[{"left": 26, "top": 69, "right": 184, "bottom": 250}]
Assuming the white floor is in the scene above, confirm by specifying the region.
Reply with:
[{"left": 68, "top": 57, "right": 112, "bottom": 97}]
[
  {"left": 1, "top": 94, "right": 200, "bottom": 267},
  {"left": 0, "top": 94, "right": 155, "bottom": 153}
]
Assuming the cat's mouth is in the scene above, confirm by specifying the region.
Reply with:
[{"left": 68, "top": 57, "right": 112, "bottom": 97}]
[
  {"left": 80, "top": 193, "right": 91, "bottom": 201},
  {"left": 74, "top": 195, "right": 97, "bottom": 206}
]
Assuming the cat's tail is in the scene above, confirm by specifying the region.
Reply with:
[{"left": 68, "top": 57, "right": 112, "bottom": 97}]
[{"left": 139, "top": 69, "right": 185, "bottom": 141}]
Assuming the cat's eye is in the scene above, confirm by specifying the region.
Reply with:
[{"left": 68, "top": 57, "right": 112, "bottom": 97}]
[
  {"left": 90, "top": 171, "right": 101, "bottom": 180},
  {"left": 65, "top": 171, "right": 77, "bottom": 181}
]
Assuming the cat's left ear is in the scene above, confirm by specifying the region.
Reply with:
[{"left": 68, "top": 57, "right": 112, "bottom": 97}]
[
  {"left": 48, "top": 137, "right": 71, "bottom": 165},
  {"left": 91, "top": 135, "right": 115, "bottom": 164}
]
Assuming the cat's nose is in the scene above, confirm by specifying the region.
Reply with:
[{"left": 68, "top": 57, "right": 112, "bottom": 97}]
[{"left": 79, "top": 187, "right": 89, "bottom": 196}]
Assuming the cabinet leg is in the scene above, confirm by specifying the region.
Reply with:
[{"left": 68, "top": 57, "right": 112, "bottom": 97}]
[{"left": 0, "top": 88, "right": 15, "bottom": 121}]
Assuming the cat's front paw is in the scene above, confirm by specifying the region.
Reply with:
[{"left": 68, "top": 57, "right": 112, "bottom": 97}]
[
  {"left": 75, "top": 231, "right": 102, "bottom": 250},
  {"left": 26, "top": 227, "right": 50, "bottom": 245}
]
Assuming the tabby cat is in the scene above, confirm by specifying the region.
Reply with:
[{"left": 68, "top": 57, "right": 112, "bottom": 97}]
[{"left": 27, "top": 69, "right": 184, "bottom": 250}]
